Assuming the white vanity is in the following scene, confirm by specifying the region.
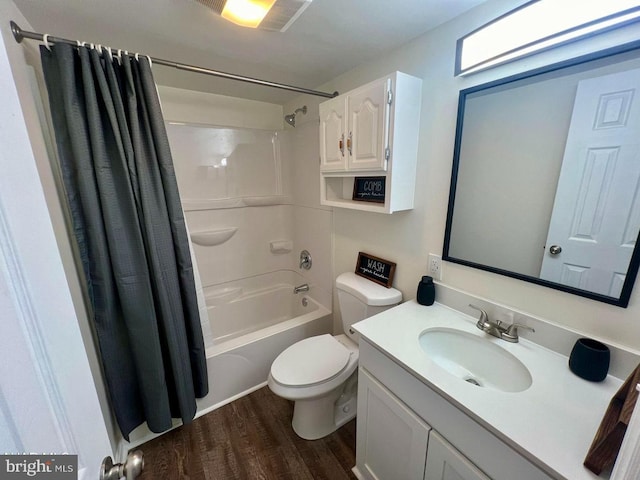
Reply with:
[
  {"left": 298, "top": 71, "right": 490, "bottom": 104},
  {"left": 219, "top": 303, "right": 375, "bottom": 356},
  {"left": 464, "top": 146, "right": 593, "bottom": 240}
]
[{"left": 351, "top": 298, "right": 629, "bottom": 480}]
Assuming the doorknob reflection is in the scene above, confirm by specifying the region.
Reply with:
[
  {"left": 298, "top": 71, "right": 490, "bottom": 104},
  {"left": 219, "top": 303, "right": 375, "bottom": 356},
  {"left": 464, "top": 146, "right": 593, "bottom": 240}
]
[{"left": 549, "top": 245, "right": 562, "bottom": 255}]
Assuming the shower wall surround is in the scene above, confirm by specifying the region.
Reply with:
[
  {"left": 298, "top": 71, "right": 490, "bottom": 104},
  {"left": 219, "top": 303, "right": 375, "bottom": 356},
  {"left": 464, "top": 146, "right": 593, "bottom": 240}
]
[
  {"left": 159, "top": 86, "right": 333, "bottom": 339},
  {"left": 167, "top": 124, "right": 285, "bottom": 208},
  {"left": 166, "top": 122, "right": 293, "bottom": 297}
]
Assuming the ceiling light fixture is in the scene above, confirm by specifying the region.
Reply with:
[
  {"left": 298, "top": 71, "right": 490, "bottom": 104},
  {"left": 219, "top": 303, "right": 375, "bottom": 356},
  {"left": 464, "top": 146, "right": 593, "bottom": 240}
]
[
  {"left": 221, "top": 0, "right": 277, "bottom": 28},
  {"left": 194, "top": 0, "right": 312, "bottom": 32}
]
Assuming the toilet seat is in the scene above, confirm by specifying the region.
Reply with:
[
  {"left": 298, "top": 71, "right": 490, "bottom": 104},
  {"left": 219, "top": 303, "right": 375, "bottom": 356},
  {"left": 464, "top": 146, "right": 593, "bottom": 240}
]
[{"left": 271, "top": 334, "right": 351, "bottom": 387}]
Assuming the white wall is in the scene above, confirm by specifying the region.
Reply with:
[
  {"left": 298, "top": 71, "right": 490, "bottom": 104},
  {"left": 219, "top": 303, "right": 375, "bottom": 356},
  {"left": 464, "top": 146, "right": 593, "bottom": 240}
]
[
  {"left": 0, "top": 1, "right": 120, "bottom": 453},
  {"left": 285, "top": 0, "right": 640, "bottom": 353},
  {"left": 0, "top": 1, "right": 115, "bottom": 471}
]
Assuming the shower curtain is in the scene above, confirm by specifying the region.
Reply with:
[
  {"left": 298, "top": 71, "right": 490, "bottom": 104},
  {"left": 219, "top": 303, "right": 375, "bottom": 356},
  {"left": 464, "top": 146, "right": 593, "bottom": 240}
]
[{"left": 40, "top": 43, "right": 208, "bottom": 440}]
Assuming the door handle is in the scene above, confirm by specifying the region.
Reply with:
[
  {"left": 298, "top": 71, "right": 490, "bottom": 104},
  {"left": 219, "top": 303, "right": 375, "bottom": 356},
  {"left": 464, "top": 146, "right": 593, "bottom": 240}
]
[
  {"left": 347, "top": 131, "right": 352, "bottom": 155},
  {"left": 549, "top": 245, "right": 562, "bottom": 255},
  {"left": 339, "top": 133, "right": 344, "bottom": 156},
  {"left": 100, "top": 451, "right": 144, "bottom": 480}
]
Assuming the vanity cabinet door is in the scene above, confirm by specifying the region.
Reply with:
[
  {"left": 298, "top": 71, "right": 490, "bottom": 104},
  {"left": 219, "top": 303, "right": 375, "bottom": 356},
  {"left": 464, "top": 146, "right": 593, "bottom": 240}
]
[
  {"left": 425, "top": 431, "right": 490, "bottom": 480},
  {"left": 319, "top": 96, "right": 348, "bottom": 172},
  {"left": 356, "top": 368, "right": 430, "bottom": 480}
]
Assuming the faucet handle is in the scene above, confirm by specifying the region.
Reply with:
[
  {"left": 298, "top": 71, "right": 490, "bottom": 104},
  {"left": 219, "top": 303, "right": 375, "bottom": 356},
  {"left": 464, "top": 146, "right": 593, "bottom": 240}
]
[
  {"left": 468, "top": 304, "right": 489, "bottom": 329},
  {"left": 502, "top": 323, "right": 535, "bottom": 342}
]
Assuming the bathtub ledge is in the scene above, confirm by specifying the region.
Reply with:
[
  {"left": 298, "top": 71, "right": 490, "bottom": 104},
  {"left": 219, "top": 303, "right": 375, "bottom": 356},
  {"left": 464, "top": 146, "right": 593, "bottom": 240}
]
[{"left": 205, "top": 286, "right": 244, "bottom": 305}]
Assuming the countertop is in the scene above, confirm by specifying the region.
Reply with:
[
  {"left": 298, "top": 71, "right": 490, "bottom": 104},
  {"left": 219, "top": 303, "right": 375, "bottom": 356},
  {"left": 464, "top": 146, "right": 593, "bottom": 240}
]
[{"left": 352, "top": 300, "right": 622, "bottom": 480}]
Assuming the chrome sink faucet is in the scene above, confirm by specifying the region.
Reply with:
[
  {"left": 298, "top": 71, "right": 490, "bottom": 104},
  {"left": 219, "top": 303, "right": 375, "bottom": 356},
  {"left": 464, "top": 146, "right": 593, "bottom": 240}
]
[{"left": 468, "top": 304, "right": 534, "bottom": 343}]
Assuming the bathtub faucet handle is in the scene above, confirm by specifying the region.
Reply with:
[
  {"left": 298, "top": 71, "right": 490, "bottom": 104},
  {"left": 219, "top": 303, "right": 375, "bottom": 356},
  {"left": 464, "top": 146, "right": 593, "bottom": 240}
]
[
  {"left": 294, "top": 283, "right": 310, "bottom": 294},
  {"left": 299, "top": 250, "right": 312, "bottom": 270}
]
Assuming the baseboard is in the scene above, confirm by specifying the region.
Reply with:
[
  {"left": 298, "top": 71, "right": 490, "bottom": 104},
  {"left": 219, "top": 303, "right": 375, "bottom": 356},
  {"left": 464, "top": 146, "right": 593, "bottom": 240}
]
[
  {"left": 351, "top": 465, "right": 364, "bottom": 479},
  {"left": 117, "top": 381, "right": 270, "bottom": 457},
  {"left": 195, "top": 381, "right": 268, "bottom": 418}
]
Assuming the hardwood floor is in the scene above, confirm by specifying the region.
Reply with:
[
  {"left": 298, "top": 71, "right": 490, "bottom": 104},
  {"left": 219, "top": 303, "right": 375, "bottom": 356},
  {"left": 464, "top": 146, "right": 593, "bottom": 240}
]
[{"left": 137, "top": 386, "right": 358, "bottom": 480}]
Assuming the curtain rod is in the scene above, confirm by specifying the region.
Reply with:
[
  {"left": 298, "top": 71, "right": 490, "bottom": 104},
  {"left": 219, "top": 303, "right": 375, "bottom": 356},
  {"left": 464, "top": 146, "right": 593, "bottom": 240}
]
[{"left": 10, "top": 21, "right": 338, "bottom": 99}]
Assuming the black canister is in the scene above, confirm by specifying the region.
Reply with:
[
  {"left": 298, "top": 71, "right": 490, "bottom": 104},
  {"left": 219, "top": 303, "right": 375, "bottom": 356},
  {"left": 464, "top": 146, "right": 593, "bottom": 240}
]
[
  {"left": 417, "top": 276, "right": 435, "bottom": 306},
  {"left": 569, "top": 338, "right": 610, "bottom": 382}
]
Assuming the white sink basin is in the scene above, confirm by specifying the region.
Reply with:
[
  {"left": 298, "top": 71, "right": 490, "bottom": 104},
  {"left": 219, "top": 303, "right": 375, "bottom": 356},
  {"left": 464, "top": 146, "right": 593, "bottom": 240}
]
[{"left": 419, "top": 327, "right": 532, "bottom": 392}]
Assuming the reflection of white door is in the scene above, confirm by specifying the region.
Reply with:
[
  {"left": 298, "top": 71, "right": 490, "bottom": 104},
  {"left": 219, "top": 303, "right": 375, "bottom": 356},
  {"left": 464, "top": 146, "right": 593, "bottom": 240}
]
[
  {"left": 540, "top": 68, "right": 640, "bottom": 297},
  {"left": 0, "top": 29, "right": 113, "bottom": 479}
]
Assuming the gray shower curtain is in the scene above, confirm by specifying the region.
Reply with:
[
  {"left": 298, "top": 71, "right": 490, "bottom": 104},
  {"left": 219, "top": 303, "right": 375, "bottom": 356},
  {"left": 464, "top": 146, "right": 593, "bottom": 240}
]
[{"left": 40, "top": 43, "right": 208, "bottom": 440}]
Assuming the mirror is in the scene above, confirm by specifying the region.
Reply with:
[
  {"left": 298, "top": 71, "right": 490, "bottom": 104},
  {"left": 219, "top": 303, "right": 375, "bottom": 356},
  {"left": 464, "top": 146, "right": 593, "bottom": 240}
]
[{"left": 444, "top": 41, "right": 640, "bottom": 307}]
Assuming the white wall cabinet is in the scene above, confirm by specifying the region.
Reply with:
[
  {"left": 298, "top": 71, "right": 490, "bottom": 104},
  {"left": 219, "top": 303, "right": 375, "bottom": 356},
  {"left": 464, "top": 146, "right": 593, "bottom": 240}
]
[
  {"left": 319, "top": 71, "right": 422, "bottom": 213},
  {"left": 320, "top": 76, "right": 391, "bottom": 173},
  {"left": 319, "top": 95, "right": 348, "bottom": 172},
  {"left": 354, "top": 339, "right": 553, "bottom": 480},
  {"left": 346, "top": 77, "right": 390, "bottom": 171}
]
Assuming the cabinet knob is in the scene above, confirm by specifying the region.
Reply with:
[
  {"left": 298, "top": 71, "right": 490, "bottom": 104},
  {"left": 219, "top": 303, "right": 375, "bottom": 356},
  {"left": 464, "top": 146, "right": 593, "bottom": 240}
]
[
  {"left": 339, "top": 133, "right": 344, "bottom": 156},
  {"left": 347, "top": 131, "right": 353, "bottom": 155}
]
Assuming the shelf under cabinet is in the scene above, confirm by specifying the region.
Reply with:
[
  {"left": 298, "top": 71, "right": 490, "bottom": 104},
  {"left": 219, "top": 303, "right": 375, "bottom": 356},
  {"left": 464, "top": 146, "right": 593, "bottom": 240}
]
[{"left": 321, "top": 175, "right": 392, "bottom": 213}]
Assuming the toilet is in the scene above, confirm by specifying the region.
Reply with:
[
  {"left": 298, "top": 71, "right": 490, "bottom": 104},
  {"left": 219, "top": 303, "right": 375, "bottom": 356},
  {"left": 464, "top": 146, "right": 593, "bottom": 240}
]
[{"left": 267, "top": 272, "right": 402, "bottom": 440}]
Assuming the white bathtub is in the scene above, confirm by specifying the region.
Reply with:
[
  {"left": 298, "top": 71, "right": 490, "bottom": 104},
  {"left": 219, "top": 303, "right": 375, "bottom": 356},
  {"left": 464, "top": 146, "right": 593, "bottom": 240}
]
[
  {"left": 126, "top": 272, "right": 331, "bottom": 447},
  {"left": 195, "top": 276, "right": 332, "bottom": 416},
  {"left": 207, "top": 283, "right": 321, "bottom": 345}
]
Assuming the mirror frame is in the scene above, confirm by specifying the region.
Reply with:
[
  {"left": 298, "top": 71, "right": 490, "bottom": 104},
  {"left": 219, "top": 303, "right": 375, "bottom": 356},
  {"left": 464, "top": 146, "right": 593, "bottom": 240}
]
[{"left": 443, "top": 39, "right": 640, "bottom": 308}]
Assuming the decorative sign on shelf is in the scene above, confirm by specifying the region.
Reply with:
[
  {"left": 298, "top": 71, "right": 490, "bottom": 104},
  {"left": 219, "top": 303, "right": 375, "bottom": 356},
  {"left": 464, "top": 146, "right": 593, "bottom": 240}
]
[
  {"left": 352, "top": 176, "right": 386, "bottom": 204},
  {"left": 584, "top": 363, "right": 640, "bottom": 475},
  {"left": 355, "top": 252, "right": 396, "bottom": 288}
]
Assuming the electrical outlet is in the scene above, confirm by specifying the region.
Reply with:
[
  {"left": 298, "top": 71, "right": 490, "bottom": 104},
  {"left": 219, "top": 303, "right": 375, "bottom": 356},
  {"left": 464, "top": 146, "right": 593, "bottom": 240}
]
[{"left": 428, "top": 253, "right": 442, "bottom": 280}]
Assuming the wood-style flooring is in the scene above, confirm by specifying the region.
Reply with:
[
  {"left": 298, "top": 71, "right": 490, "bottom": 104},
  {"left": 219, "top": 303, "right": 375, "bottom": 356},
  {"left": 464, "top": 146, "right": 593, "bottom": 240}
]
[{"left": 137, "top": 386, "right": 357, "bottom": 480}]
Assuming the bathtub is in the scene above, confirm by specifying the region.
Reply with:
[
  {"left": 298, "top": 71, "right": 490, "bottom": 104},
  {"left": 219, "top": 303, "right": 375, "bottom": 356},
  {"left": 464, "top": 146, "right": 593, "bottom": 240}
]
[
  {"left": 125, "top": 272, "right": 331, "bottom": 448},
  {"left": 207, "top": 283, "right": 321, "bottom": 345},
  {"left": 194, "top": 275, "right": 332, "bottom": 416}
]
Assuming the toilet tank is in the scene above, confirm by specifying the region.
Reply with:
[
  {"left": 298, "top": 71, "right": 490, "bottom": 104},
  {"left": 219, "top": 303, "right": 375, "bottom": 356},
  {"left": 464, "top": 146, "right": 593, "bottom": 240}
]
[{"left": 336, "top": 272, "right": 402, "bottom": 342}]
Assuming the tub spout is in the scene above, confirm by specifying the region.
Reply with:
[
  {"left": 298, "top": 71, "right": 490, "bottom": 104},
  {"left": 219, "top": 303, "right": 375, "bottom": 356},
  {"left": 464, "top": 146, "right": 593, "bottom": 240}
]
[{"left": 294, "top": 283, "right": 310, "bottom": 294}]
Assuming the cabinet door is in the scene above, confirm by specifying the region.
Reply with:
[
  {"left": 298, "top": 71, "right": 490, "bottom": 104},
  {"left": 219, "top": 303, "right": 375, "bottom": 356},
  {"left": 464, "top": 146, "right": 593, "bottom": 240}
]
[
  {"left": 425, "top": 431, "right": 490, "bottom": 480},
  {"left": 319, "top": 97, "right": 348, "bottom": 172},
  {"left": 347, "top": 78, "right": 390, "bottom": 171},
  {"left": 356, "top": 368, "right": 430, "bottom": 480}
]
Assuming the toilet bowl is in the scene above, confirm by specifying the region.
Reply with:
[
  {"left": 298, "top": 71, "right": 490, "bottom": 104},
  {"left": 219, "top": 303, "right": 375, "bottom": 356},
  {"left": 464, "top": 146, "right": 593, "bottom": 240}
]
[{"left": 267, "top": 272, "right": 401, "bottom": 440}]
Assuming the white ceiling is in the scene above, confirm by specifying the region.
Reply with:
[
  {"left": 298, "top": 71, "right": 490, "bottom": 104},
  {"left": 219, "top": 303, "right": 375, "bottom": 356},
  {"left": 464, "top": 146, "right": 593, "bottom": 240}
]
[{"left": 13, "top": 0, "right": 487, "bottom": 104}]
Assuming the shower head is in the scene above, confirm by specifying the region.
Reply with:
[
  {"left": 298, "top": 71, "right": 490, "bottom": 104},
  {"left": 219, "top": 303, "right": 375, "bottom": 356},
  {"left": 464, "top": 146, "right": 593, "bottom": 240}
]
[
  {"left": 284, "top": 105, "right": 307, "bottom": 127},
  {"left": 285, "top": 113, "right": 296, "bottom": 127}
]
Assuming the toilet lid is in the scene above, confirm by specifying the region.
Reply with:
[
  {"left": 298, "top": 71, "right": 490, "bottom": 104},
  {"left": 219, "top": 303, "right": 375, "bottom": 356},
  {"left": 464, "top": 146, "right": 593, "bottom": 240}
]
[{"left": 271, "top": 334, "right": 351, "bottom": 387}]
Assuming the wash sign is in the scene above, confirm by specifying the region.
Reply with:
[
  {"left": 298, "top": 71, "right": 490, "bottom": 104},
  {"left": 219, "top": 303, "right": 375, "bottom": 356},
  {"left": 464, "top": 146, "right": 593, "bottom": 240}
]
[
  {"left": 355, "top": 252, "right": 396, "bottom": 288},
  {"left": 0, "top": 455, "right": 77, "bottom": 479}
]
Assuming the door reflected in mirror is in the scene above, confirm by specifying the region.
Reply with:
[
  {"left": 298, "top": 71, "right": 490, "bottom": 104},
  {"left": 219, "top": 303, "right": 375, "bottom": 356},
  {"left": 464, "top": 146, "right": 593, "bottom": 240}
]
[{"left": 444, "top": 41, "right": 640, "bottom": 307}]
